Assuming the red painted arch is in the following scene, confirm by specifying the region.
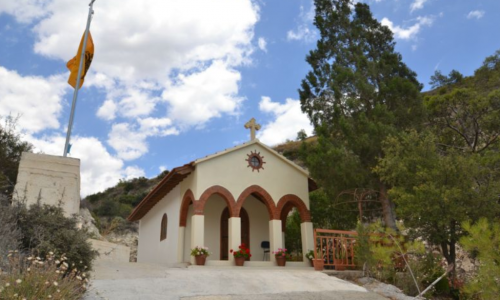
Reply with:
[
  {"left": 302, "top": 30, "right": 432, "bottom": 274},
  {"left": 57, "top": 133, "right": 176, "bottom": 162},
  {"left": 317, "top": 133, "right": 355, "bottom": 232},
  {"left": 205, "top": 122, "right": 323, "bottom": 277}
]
[
  {"left": 179, "top": 189, "right": 195, "bottom": 227},
  {"left": 197, "top": 185, "right": 236, "bottom": 217},
  {"left": 276, "top": 194, "right": 311, "bottom": 223},
  {"left": 235, "top": 185, "right": 278, "bottom": 220}
]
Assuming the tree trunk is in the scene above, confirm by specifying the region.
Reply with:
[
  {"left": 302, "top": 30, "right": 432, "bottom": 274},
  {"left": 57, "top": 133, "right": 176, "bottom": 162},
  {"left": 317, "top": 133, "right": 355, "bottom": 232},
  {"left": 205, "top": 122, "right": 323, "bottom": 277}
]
[{"left": 379, "top": 182, "right": 398, "bottom": 231}]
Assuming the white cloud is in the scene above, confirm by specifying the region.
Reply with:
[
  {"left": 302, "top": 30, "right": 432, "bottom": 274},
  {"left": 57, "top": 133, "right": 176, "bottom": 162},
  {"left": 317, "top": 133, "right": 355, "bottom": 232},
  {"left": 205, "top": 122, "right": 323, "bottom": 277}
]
[
  {"left": 0, "top": 66, "right": 68, "bottom": 133},
  {"left": 159, "top": 165, "right": 167, "bottom": 172},
  {"left": 162, "top": 60, "right": 244, "bottom": 129},
  {"left": 0, "top": 1, "right": 48, "bottom": 23},
  {"left": 3, "top": 0, "right": 260, "bottom": 160},
  {"left": 108, "top": 118, "right": 179, "bottom": 161},
  {"left": 410, "top": 0, "right": 429, "bottom": 13},
  {"left": 26, "top": 134, "right": 144, "bottom": 196},
  {"left": 30, "top": 0, "right": 259, "bottom": 82},
  {"left": 96, "top": 99, "right": 117, "bottom": 120},
  {"left": 467, "top": 10, "right": 485, "bottom": 20},
  {"left": 258, "top": 37, "right": 267, "bottom": 52},
  {"left": 287, "top": 4, "right": 318, "bottom": 43},
  {"left": 381, "top": 16, "right": 434, "bottom": 40},
  {"left": 257, "top": 96, "right": 313, "bottom": 146}
]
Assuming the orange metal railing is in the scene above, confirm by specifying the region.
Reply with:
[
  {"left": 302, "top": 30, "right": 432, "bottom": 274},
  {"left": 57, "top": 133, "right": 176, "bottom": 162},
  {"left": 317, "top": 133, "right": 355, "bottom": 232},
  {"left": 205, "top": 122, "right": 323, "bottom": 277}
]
[{"left": 313, "top": 229, "right": 358, "bottom": 269}]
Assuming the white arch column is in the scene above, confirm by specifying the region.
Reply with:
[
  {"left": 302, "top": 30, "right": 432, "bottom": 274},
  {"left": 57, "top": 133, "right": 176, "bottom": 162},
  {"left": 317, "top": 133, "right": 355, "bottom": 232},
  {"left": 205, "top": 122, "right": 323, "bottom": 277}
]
[
  {"left": 269, "top": 219, "right": 283, "bottom": 263},
  {"left": 228, "top": 217, "right": 241, "bottom": 262},
  {"left": 190, "top": 214, "right": 204, "bottom": 264},
  {"left": 301, "top": 221, "right": 314, "bottom": 265}
]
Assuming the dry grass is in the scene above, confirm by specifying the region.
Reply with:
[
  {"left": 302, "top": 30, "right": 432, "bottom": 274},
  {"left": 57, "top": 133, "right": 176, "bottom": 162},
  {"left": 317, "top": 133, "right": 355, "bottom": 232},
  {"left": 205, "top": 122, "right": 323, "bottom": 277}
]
[{"left": 0, "top": 251, "right": 88, "bottom": 300}]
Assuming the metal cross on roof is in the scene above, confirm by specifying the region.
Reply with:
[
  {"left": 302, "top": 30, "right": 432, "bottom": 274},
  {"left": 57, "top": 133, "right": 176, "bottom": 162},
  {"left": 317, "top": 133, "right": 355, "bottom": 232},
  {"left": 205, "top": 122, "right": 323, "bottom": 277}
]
[{"left": 244, "top": 118, "right": 261, "bottom": 141}]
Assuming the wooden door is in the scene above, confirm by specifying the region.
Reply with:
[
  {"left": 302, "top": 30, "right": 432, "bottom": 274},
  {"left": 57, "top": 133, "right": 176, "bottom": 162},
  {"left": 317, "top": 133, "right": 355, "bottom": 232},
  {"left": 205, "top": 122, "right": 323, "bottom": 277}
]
[{"left": 220, "top": 207, "right": 250, "bottom": 260}]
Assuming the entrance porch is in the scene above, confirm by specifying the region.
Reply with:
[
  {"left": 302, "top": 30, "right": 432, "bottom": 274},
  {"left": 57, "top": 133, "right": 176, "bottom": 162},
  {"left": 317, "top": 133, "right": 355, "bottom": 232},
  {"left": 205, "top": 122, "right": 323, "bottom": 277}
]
[{"left": 178, "top": 185, "right": 314, "bottom": 266}]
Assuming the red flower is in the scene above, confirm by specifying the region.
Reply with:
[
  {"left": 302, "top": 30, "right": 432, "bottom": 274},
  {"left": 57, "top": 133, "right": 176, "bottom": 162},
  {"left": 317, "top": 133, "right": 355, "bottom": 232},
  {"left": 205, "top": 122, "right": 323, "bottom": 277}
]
[
  {"left": 246, "top": 249, "right": 249, "bottom": 254},
  {"left": 241, "top": 243, "right": 245, "bottom": 247},
  {"left": 230, "top": 249, "right": 233, "bottom": 253},
  {"left": 249, "top": 254, "right": 252, "bottom": 257}
]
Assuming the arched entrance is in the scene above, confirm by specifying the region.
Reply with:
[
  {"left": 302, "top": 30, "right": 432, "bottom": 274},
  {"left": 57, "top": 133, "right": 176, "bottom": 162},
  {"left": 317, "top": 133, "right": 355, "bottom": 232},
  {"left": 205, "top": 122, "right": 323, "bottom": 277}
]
[
  {"left": 220, "top": 207, "right": 249, "bottom": 260},
  {"left": 277, "top": 194, "right": 312, "bottom": 261}
]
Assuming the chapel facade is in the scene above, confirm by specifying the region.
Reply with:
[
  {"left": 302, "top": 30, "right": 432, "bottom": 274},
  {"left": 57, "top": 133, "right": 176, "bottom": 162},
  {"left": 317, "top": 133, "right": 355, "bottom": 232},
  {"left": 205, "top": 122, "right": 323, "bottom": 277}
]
[{"left": 128, "top": 120, "right": 317, "bottom": 266}]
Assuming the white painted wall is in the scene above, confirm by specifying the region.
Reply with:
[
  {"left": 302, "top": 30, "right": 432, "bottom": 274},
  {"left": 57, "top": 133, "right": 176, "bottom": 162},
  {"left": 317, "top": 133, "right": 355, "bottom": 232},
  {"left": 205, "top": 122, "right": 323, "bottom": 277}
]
[
  {"left": 203, "top": 194, "right": 227, "bottom": 260},
  {"left": 137, "top": 185, "right": 181, "bottom": 264},
  {"left": 194, "top": 143, "right": 310, "bottom": 208},
  {"left": 182, "top": 205, "right": 193, "bottom": 262},
  {"left": 242, "top": 195, "right": 269, "bottom": 261}
]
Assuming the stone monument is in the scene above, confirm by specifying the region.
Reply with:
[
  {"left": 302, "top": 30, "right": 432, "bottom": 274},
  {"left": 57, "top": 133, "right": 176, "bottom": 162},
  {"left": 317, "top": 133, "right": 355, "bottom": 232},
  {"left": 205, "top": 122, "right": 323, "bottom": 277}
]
[{"left": 13, "top": 152, "right": 81, "bottom": 217}]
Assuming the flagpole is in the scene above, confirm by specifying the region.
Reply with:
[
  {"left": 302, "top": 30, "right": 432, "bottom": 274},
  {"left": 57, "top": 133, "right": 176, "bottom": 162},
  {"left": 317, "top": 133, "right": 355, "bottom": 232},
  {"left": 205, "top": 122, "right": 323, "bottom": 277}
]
[{"left": 63, "top": 0, "right": 96, "bottom": 157}]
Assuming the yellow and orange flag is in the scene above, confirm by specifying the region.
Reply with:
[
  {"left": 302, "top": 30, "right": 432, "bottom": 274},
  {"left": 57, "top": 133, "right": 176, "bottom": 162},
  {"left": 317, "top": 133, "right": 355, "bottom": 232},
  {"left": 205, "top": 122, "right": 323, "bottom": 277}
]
[{"left": 66, "top": 31, "right": 94, "bottom": 89}]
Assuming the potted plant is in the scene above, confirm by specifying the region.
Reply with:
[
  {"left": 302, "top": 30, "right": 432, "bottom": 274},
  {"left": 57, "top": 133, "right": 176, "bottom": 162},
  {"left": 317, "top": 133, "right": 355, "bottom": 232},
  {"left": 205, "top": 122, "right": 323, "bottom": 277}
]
[
  {"left": 312, "top": 248, "right": 324, "bottom": 271},
  {"left": 230, "top": 243, "right": 251, "bottom": 266},
  {"left": 334, "top": 241, "right": 347, "bottom": 271},
  {"left": 305, "top": 250, "right": 315, "bottom": 267},
  {"left": 191, "top": 246, "right": 210, "bottom": 266},
  {"left": 272, "top": 248, "right": 288, "bottom": 267}
]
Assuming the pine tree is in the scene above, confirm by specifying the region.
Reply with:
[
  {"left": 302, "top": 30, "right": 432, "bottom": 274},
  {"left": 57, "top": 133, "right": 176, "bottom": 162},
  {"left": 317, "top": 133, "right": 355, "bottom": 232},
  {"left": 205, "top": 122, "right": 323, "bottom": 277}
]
[{"left": 299, "top": 0, "right": 424, "bottom": 229}]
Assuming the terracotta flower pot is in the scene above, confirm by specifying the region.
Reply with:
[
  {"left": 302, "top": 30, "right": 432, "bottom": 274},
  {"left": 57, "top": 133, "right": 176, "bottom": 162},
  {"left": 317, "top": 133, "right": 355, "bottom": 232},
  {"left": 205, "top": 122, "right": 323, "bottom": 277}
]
[
  {"left": 275, "top": 255, "right": 286, "bottom": 267},
  {"left": 195, "top": 254, "right": 207, "bottom": 266},
  {"left": 313, "top": 258, "right": 324, "bottom": 271},
  {"left": 334, "top": 259, "right": 345, "bottom": 271},
  {"left": 234, "top": 256, "right": 245, "bottom": 266}
]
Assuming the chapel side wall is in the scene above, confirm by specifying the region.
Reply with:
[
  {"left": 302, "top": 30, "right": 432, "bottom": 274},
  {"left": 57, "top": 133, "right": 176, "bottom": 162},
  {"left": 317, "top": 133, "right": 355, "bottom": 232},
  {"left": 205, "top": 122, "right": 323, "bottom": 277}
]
[
  {"left": 195, "top": 144, "right": 310, "bottom": 208},
  {"left": 137, "top": 185, "right": 181, "bottom": 264}
]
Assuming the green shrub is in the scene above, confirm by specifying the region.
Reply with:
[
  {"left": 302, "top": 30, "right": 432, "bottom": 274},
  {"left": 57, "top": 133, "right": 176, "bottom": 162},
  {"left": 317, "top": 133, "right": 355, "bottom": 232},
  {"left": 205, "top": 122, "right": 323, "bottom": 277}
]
[
  {"left": 460, "top": 218, "right": 500, "bottom": 300},
  {"left": 0, "top": 205, "right": 21, "bottom": 270},
  {"left": 15, "top": 203, "right": 98, "bottom": 272},
  {"left": 0, "top": 251, "right": 87, "bottom": 300},
  {"left": 95, "top": 198, "right": 120, "bottom": 217}
]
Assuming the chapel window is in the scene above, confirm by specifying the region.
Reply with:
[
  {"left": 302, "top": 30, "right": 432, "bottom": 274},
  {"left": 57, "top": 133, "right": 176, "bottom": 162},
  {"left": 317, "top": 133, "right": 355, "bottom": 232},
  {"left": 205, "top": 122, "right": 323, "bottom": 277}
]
[{"left": 160, "top": 213, "right": 168, "bottom": 241}]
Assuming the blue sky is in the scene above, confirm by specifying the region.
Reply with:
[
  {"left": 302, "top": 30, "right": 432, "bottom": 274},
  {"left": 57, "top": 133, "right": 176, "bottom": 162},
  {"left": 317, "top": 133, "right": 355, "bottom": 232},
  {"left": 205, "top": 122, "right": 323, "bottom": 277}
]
[{"left": 0, "top": 0, "right": 499, "bottom": 196}]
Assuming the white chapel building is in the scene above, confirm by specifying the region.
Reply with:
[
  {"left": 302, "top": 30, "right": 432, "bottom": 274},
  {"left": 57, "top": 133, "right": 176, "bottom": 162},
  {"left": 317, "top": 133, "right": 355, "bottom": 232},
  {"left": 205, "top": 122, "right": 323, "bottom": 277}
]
[{"left": 128, "top": 119, "right": 317, "bottom": 266}]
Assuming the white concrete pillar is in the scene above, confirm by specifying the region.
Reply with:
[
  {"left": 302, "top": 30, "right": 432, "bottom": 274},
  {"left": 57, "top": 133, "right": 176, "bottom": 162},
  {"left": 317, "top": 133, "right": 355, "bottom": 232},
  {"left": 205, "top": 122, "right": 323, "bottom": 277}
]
[
  {"left": 301, "top": 222, "right": 315, "bottom": 262},
  {"left": 228, "top": 217, "right": 241, "bottom": 262},
  {"left": 269, "top": 220, "right": 283, "bottom": 263},
  {"left": 190, "top": 215, "right": 204, "bottom": 264},
  {"left": 177, "top": 226, "right": 185, "bottom": 263}
]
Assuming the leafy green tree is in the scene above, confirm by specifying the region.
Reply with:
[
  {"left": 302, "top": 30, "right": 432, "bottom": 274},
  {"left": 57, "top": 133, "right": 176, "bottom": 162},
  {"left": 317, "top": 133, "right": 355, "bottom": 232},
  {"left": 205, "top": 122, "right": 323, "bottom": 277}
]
[
  {"left": 460, "top": 218, "right": 500, "bottom": 300},
  {"left": 425, "top": 52, "right": 500, "bottom": 154},
  {"left": 0, "top": 116, "right": 32, "bottom": 203},
  {"left": 284, "top": 209, "right": 302, "bottom": 258},
  {"left": 299, "top": 0, "right": 424, "bottom": 230},
  {"left": 429, "top": 70, "right": 464, "bottom": 89},
  {"left": 375, "top": 130, "right": 500, "bottom": 270},
  {"left": 309, "top": 189, "right": 358, "bottom": 230}
]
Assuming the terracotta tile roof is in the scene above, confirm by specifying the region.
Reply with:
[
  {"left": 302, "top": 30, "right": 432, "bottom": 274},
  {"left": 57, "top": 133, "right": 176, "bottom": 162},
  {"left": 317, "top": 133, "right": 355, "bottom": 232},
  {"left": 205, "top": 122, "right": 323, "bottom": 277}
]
[{"left": 127, "top": 163, "right": 194, "bottom": 222}]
